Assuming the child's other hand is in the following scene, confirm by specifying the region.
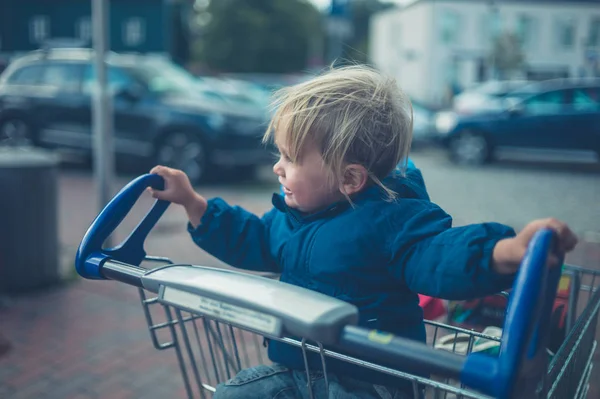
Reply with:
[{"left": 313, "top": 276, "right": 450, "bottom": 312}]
[
  {"left": 492, "top": 218, "right": 578, "bottom": 275},
  {"left": 149, "top": 165, "right": 208, "bottom": 228}
]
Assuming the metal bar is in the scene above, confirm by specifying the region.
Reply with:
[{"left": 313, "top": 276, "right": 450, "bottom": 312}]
[
  {"left": 573, "top": 340, "right": 597, "bottom": 399},
  {"left": 175, "top": 309, "right": 206, "bottom": 399},
  {"left": 301, "top": 339, "right": 315, "bottom": 399},
  {"left": 253, "top": 334, "right": 264, "bottom": 364},
  {"left": 203, "top": 319, "right": 222, "bottom": 383},
  {"left": 338, "top": 325, "right": 466, "bottom": 379},
  {"left": 228, "top": 325, "right": 242, "bottom": 372},
  {"left": 566, "top": 270, "right": 581, "bottom": 334},
  {"left": 101, "top": 260, "right": 145, "bottom": 287},
  {"left": 164, "top": 306, "right": 194, "bottom": 399},
  {"left": 279, "top": 336, "right": 488, "bottom": 399},
  {"left": 144, "top": 255, "right": 175, "bottom": 265},
  {"left": 213, "top": 322, "right": 233, "bottom": 379},
  {"left": 237, "top": 330, "right": 251, "bottom": 367},
  {"left": 138, "top": 288, "right": 174, "bottom": 350},
  {"left": 91, "top": 0, "right": 114, "bottom": 247},
  {"left": 547, "top": 288, "right": 600, "bottom": 396},
  {"left": 425, "top": 320, "right": 502, "bottom": 341},
  {"left": 192, "top": 317, "right": 212, "bottom": 391}
]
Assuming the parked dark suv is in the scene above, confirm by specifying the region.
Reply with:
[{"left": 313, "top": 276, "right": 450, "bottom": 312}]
[
  {"left": 0, "top": 49, "right": 273, "bottom": 181},
  {"left": 435, "top": 79, "right": 600, "bottom": 165}
]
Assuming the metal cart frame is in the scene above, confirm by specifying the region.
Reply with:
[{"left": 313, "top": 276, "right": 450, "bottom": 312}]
[{"left": 75, "top": 174, "right": 599, "bottom": 399}]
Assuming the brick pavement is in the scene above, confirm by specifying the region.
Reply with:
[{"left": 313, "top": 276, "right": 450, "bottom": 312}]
[
  {"left": 1, "top": 169, "right": 599, "bottom": 398},
  {"left": 1, "top": 171, "right": 277, "bottom": 399},
  {"left": 0, "top": 279, "right": 187, "bottom": 399}
]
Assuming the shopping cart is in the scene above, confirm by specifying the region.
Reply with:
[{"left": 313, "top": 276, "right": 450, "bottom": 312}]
[{"left": 75, "top": 174, "right": 600, "bottom": 399}]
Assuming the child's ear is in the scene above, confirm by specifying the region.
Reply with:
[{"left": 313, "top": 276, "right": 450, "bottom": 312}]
[{"left": 340, "top": 164, "right": 368, "bottom": 196}]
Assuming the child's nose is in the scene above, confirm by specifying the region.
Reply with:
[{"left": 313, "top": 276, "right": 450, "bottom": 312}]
[{"left": 273, "top": 160, "right": 284, "bottom": 177}]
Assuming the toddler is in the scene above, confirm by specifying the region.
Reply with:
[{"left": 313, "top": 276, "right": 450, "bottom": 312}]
[{"left": 149, "top": 66, "right": 577, "bottom": 399}]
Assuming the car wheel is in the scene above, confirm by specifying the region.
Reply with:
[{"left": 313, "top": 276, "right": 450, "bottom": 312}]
[
  {"left": 155, "top": 131, "right": 208, "bottom": 183},
  {"left": 449, "top": 131, "right": 492, "bottom": 165},
  {"left": 0, "top": 118, "right": 33, "bottom": 147}
]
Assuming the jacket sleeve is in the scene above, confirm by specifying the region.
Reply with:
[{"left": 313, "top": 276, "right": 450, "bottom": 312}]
[
  {"left": 387, "top": 204, "right": 517, "bottom": 300},
  {"left": 187, "top": 198, "right": 280, "bottom": 273}
]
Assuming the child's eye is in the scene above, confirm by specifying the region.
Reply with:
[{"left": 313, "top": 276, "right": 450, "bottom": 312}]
[{"left": 274, "top": 151, "right": 292, "bottom": 163}]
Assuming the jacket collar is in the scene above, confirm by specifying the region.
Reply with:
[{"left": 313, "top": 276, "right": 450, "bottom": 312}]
[
  {"left": 271, "top": 178, "right": 392, "bottom": 225},
  {"left": 271, "top": 162, "right": 427, "bottom": 224},
  {"left": 271, "top": 193, "right": 350, "bottom": 225}
]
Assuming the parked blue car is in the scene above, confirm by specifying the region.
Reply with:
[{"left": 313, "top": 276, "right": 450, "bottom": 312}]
[
  {"left": 434, "top": 79, "right": 600, "bottom": 164},
  {"left": 0, "top": 49, "right": 272, "bottom": 182}
]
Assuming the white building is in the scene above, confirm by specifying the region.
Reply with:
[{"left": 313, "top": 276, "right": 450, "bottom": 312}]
[{"left": 369, "top": 0, "right": 600, "bottom": 107}]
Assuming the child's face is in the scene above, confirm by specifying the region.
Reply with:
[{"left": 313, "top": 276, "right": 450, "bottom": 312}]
[{"left": 273, "top": 141, "right": 343, "bottom": 213}]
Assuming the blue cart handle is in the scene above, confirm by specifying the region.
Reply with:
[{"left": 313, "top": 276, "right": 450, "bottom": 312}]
[
  {"left": 461, "top": 228, "right": 562, "bottom": 398},
  {"left": 75, "top": 174, "right": 169, "bottom": 279}
]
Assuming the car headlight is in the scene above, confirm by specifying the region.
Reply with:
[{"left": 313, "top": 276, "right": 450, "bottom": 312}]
[{"left": 435, "top": 112, "right": 458, "bottom": 135}]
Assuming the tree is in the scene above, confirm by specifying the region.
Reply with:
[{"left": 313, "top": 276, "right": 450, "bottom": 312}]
[
  {"left": 489, "top": 32, "right": 526, "bottom": 79},
  {"left": 194, "top": 0, "right": 323, "bottom": 73},
  {"left": 342, "top": 0, "right": 394, "bottom": 64},
  {"left": 170, "top": 1, "right": 191, "bottom": 66}
]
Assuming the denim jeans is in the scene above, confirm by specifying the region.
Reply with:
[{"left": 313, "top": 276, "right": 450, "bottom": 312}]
[{"left": 213, "top": 364, "right": 411, "bottom": 399}]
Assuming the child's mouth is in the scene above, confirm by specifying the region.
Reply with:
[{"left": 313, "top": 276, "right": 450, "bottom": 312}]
[{"left": 283, "top": 186, "right": 292, "bottom": 195}]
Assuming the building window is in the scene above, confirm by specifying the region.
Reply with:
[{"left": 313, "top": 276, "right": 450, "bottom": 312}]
[
  {"left": 123, "top": 18, "right": 145, "bottom": 47},
  {"left": 78, "top": 17, "right": 92, "bottom": 42},
  {"left": 555, "top": 17, "right": 576, "bottom": 50},
  {"left": 29, "top": 16, "right": 49, "bottom": 44},
  {"left": 588, "top": 16, "right": 600, "bottom": 47},
  {"left": 516, "top": 14, "right": 537, "bottom": 51},
  {"left": 440, "top": 10, "right": 461, "bottom": 45}
]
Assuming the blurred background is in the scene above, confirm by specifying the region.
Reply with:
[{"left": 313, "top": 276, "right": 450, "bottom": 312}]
[{"left": 0, "top": 0, "right": 599, "bottom": 398}]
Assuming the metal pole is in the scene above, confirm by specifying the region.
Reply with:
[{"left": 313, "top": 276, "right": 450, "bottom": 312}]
[
  {"left": 92, "top": 0, "right": 114, "bottom": 246},
  {"left": 489, "top": 1, "right": 498, "bottom": 80}
]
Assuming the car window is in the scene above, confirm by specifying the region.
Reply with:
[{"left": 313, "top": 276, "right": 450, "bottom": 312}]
[
  {"left": 39, "top": 63, "right": 84, "bottom": 92},
  {"left": 82, "top": 65, "right": 135, "bottom": 93},
  {"left": 5, "top": 64, "right": 45, "bottom": 85},
  {"left": 569, "top": 87, "right": 600, "bottom": 111},
  {"left": 524, "top": 90, "right": 565, "bottom": 114},
  {"left": 128, "top": 62, "right": 195, "bottom": 96}
]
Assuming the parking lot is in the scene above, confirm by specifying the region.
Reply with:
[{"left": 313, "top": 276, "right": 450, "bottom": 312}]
[
  {"left": 58, "top": 146, "right": 600, "bottom": 267},
  {"left": 1, "top": 147, "right": 599, "bottom": 398}
]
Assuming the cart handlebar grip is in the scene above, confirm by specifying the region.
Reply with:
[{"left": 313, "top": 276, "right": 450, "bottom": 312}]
[
  {"left": 75, "top": 174, "right": 169, "bottom": 279},
  {"left": 461, "top": 228, "right": 562, "bottom": 398}
]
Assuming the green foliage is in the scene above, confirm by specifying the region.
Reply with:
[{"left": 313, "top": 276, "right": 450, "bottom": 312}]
[
  {"left": 490, "top": 32, "right": 526, "bottom": 78},
  {"left": 197, "top": 0, "right": 323, "bottom": 73},
  {"left": 342, "top": 0, "right": 395, "bottom": 63}
]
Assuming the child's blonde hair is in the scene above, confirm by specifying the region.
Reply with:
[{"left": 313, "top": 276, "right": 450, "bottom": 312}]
[{"left": 263, "top": 65, "right": 413, "bottom": 200}]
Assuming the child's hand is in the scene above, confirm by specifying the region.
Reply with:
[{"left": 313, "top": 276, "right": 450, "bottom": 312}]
[
  {"left": 149, "top": 165, "right": 208, "bottom": 228},
  {"left": 492, "top": 218, "right": 578, "bottom": 275}
]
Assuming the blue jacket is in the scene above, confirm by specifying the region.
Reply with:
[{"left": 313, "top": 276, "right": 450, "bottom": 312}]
[{"left": 188, "top": 161, "right": 516, "bottom": 388}]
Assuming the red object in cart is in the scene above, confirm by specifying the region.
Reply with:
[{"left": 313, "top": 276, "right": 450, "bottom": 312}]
[{"left": 419, "top": 294, "right": 447, "bottom": 320}]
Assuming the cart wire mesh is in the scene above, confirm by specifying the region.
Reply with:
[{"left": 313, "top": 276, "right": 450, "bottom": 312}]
[{"left": 137, "top": 259, "right": 600, "bottom": 399}]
